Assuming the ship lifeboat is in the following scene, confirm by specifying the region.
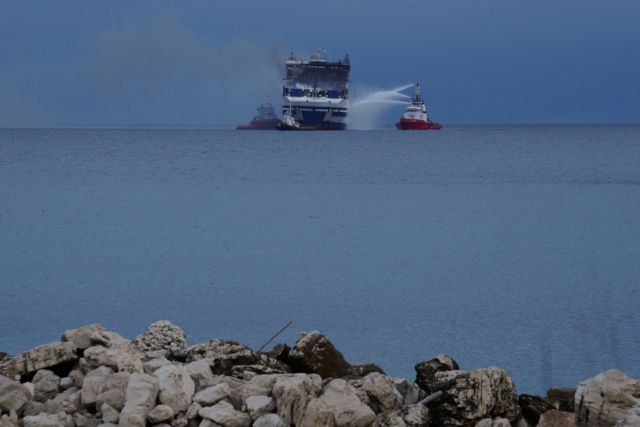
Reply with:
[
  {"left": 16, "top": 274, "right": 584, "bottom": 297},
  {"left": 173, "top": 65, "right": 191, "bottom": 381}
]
[{"left": 396, "top": 83, "right": 442, "bottom": 130}]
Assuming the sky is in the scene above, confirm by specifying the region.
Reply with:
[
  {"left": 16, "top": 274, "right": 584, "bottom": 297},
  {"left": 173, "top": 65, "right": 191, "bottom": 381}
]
[{"left": 1, "top": 0, "right": 639, "bottom": 126}]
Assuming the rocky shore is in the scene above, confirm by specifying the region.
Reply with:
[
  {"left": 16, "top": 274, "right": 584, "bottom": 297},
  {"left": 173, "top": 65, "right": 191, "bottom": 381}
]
[{"left": 0, "top": 321, "right": 638, "bottom": 427}]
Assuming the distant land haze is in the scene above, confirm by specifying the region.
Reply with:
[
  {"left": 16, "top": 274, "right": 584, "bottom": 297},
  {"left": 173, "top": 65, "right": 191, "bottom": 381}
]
[{"left": 0, "top": 0, "right": 639, "bottom": 126}]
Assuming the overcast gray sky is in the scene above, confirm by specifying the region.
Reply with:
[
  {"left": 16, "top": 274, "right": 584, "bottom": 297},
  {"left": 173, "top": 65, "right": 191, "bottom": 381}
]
[{"left": 1, "top": 0, "right": 639, "bottom": 126}]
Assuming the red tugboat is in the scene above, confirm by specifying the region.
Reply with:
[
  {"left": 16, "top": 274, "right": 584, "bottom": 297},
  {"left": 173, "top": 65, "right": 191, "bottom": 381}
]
[
  {"left": 236, "top": 102, "right": 279, "bottom": 130},
  {"left": 395, "top": 83, "right": 442, "bottom": 130}
]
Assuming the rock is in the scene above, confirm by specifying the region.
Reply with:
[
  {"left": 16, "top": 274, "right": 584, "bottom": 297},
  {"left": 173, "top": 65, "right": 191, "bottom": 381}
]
[
  {"left": 101, "top": 403, "right": 120, "bottom": 423},
  {"left": 185, "top": 359, "right": 215, "bottom": 390},
  {"left": 272, "top": 374, "right": 322, "bottom": 426},
  {"left": 264, "top": 344, "right": 290, "bottom": 364},
  {"left": 32, "top": 370, "right": 60, "bottom": 402},
  {"left": 119, "top": 373, "right": 159, "bottom": 427},
  {"left": 143, "top": 357, "right": 171, "bottom": 375},
  {"left": 393, "top": 378, "right": 422, "bottom": 406},
  {"left": 186, "top": 401, "right": 201, "bottom": 419},
  {"left": 44, "top": 386, "right": 81, "bottom": 414},
  {"left": 80, "top": 366, "right": 112, "bottom": 408},
  {"left": 172, "top": 415, "right": 189, "bottom": 427},
  {"left": 82, "top": 345, "right": 143, "bottom": 374},
  {"left": 301, "top": 378, "right": 376, "bottom": 427},
  {"left": 173, "top": 340, "right": 259, "bottom": 375},
  {"left": 22, "top": 401, "right": 46, "bottom": 417},
  {"left": 59, "top": 377, "right": 74, "bottom": 390},
  {"left": 131, "top": 321, "right": 187, "bottom": 356},
  {"left": 547, "top": 388, "right": 576, "bottom": 413},
  {"left": 474, "top": 418, "right": 511, "bottom": 427},
  {"left": 23, "top": 412, "right": 75, "bottom": 427},
  {"left": 414, "top": 354, "right": 459, "bottom": 392},
  {"left": 362, "top": 372, "right": 403, "bottom": 413},
  {"left": 0, "top": 374, "right": 31, "bottom": 412},
  {"left": 199, "top": 401, "right": 252, "bottom": 427},
  {"left": 13, "top": 342, "right": 77, "bottom": 377},
  {"left": 69, "top": 369, "right": 85, "bottom": 389},
  {"left": 246, "top": 395, "right": 275, "bottom": 420},
  {"left": 95, "top": 371, "right": 130, "bottom": 411},
  {"left": 575, "top": 369, "right": 640, "bottom": 427},
  {"left": 0, "top": 359, "right": 19, "bottom": 382},
  {"left": 154, "top": 364, "right": 195, "bottom": 413},
  {"left": 349, "top": 363, "right": 386, "bottom": 377},
  {"left": 430, "top": 367, "right": 520, "bottom": 426},
  {"left": 194, "top": 383, "right": 230, "bottom": 406},
  {"left": 518, "top": 394, "right": 555, "bottom": 426},
  {"left": 615, "top": 404, "right": 640, "bottom": 427},
  {"left": 375, "top": 411, "right": 407, "bottom": 427},
  {"left": 88, "top": 330, "right": 129, "bottom": 349},
  {"left": 537, "top": 410, "right": 574, "bottom": 427},
  {"left": 62, "top": 324, "right": 107, "bottom": 351},
  {"left": 253, "top": 413, "right": 288, "bottom": 427},
  {"left": 147, "top": 404, "right": 175, "bottom": 423},
  {"left": 288, "top": 331, "right": 351, "bottom": 379},
  {"left": 74, "top": 413, "right": 102, "bottom": 427},
  {"left": 0, "top": 412, "right": 20, "bottom": 427},
  {"left": 403, "top": 404, "right": 430, "bottom": 426}
]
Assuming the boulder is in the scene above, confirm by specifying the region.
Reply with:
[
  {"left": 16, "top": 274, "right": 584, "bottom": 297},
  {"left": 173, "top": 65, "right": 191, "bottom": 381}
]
[
  {"left": 101, "top": 403, "right": 120, "bottom": 423},
  {"left": 253, "top": 413, "right": 288, "bottom": 427},
  {"left": 88, "top": 330, "right": 129, "bottom": 349},
  {"left": 193, "top": 383, "right": 230, "bottom": 406},
  {"left": 246, "top": 395, "right": 275, "bottom": 420},
  {"left": 32, "top": 370, "right": 60, "bottom": 402},
  {"left": 615, "top": 404, "right": 640, "bottom": 427},
  {"left": 362, "top": 372, "right": 403, "bottom": 413},
  {"left": 154, "top": 364, "right": 195, "bottom": 413},
  {"left": 272, "top": 374, "right": 322, "bottom": 426},
  {"left": 287, "top": 331, "right": 351, "bottom": 379},
  {"left": 264, "top": 343, "right": 290, "bottom": 364},
  {"left": 44, "top": 387, "right": 81, "bottom": 414},
  {"left": 518, "top": 394, "right": 554, "bottom": 426},
  {"left": 300, "top": 379, "right": 376, "bottom": 427},
  {"left": 575, "top": 369, "right": 640, "bottom": 427},
  {"left": 95, "top": 371, "right": 130, "bottom": 411},
  {"left": 143, "top": 357, "right": 171, "bottom": 375},
  {"left": 474, "top": 418, "right": 511, "bottom": 427},
  {"left": 393, "top": 378, "right": 422, "bottom": 406},
  {"left": 0, "top": 375, "right": 31, "bottom": 412},
  {"left": 81, "top": 345, "right": 143, "bottom": 374},
  {"left": 349, "top": 363, "right": 386, "bottom": 377},
  {"left": 547, "top": 387, "right": 576, "bottom": 413},
  {"left": 23, "top": 412, "right": 75, "bottom": 427},
  {"left": 199, "top": 400, "right": 251, "bottom": 427},
  {"left": 80, "top": 366, "right": 112, "bottom": 408},
  {"left": 59, "top": 377, "right": 74, "bottom": 390},
  {"left": 147, "top": 404, "right": 175, "bottom": 423},
  {"left": 130, "top": 321, "right": 187, "bottom": 356},
  {"left": 13, "top": 342, "right": 77, "bottom": 377},
  {"left": 429, "top": 367, "right": 520, "bottom": 426},
  {"left": 185, "top": 359, "right": 215, "bottom": 390},
  {"left": 186, "top": 401, "right": 201, "bottom": 419},
  {"left": 0, "top": 412, "right": 20, "bottom": 427},
  {"left": 62, "top": 324, "right": 107, "bottom": 351},
  {"left": 119, "top": 373, "right": 159, "bottom": 427},
  {"left": 537, "top": 410, "right": 574, "bottom": 427},
  {"left": 22, "top": 401, "right": 46, "bottom": 417},
  {"left": 403, "top": 404, "right": 430, "bottom": 426},
  {"left": 173, "top": 340, "right": 259, "bottom": 375},
  {"left": 415, "top": 354, "right": 459, "bottom": 392}
]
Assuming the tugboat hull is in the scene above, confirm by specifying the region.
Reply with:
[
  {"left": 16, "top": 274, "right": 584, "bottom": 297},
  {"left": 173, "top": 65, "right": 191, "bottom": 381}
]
[{"left": 395, "top": 119, "right": 442, "bottom": 130}]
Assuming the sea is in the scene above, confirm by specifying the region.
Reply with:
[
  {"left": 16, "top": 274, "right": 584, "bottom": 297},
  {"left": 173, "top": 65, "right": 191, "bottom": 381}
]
[{"left": 1, "top": 125, "right": 639, "bottom": 394}]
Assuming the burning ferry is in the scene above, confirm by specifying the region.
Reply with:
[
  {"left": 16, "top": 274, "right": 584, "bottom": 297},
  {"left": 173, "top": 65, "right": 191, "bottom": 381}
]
[{"left": 278, "top": 49, "right": 350, "bottom": 131}]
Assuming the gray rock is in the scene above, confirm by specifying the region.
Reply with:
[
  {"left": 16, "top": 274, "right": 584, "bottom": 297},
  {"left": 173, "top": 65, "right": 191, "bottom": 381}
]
[
  {"left": 252, "top": 413, "right": 288, "bottom": 427},
  {"left": 95, "top": 371, "right": 130, "bottom": 411},
  {"left": 518, "top": 394, "right": 554, "bottom": 426},
  {"left": 199, "top": 401, "right": 252, "bottom": 427},
  {"left": 272, "top": 374, "right": 322, "bottom": 426},
  {"left": 174, "top": 340, "right": 258, "bottom": 375},
  {"left": 82, "top": 345, "right": 143, "bottom": 374},
  {"left": 246, "top": 395, "right": 275, "bottom": 420},
  {"left": 147, "top": 404, "right": 175, "bottom": 424},
  {"left": 575, "top": 369, "right": 640, "bottom": 427},
  {"left": 186, "top": 402, "right": 202, "bottom": 419},
  {"left": 349, "top": 363, "right": 386, "bottom": 377},
  {"left": 154, "top": 364, "right": 195, "bottom": 413},
  {"left": 300, "top": 379, "right": 376, "bottom": 427},
  {"left": 615, "top": 404, "right": 640, "bottom": 427},
  {"left": 547, "top": 387, "right": 576, "bottom": 413},
  {"left": 22, "top": 401, "right": 46, "bottom": 417},
  {"left": 74, "top": 413, "right": 102, "bottom": 427},
  {"left": 62, "top": 324, "right": 107, "bottom": 351},
  {"left": 362, "top": 372, "right": 403, "bottom": 413},
  {"left": 402, "top": 404, "right": 430, "bottom": 426},
  {"left": 44, "top": 386, "right": 81, "bottom": 414},
  {"left": 143, "top": 357, "right": 171, "bottom": 375},
  {"left": 88, "top": 330, "right": 129, "bottom": 349},
  {"left": 119, "top": 373, "right": 159, "bottom": 427},
  {"left": 13, "top": 342, "right": 77, "bottom": 377},
  {"left": 194, "top": 383, "right": 230, "bottom": 406},
  {"left": 430, "top": 367, "right": 520, "bottom": 426},
  {"left": 131, "top": 321, "right": 187, "bottom": 357},
  {"left": 288, "top": 331, "right": 351, "bottom": 379},
  {"left": 537, "top": 410, "right": 574, "bottom": 427},
  {"left": 414, "top": 354, "right": 459, "bottom": 393},
  {"left": 59, "top": 377, "right": 74, "bottom": 390},
  {"left": 393, "top": 377, "right": 421, "bottom": 406},
  {"left": 186, "top": 359, "right": 215, "bottom": 390},
  {"left": 32, "top": 370, "right": 60, "bottom": 402},
  {"left": 23, "top": 412, "right": 75, "bottom": 427},
  {"left": 101, "top": 403, "right": 120, "bottom": 424},
  {"left": 80, "top": 366, "right": 112, "bottom": 408},
  {"left": 0, "top": 412, "right": 19, "bottom": 427},
  {"left": 0, "top": 374, "right": 31, "bottom": 413}
]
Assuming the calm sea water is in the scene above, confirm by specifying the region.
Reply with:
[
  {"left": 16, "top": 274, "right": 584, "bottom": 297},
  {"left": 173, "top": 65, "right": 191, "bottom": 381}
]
[{"left": 1, "top": 126, "right": 639, "bottom": 394}]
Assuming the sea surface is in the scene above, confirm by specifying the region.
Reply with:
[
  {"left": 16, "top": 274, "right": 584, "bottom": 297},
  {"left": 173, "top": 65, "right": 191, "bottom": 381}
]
[{"left": 1, "top": 125, "right": 639, "bottom": 394}]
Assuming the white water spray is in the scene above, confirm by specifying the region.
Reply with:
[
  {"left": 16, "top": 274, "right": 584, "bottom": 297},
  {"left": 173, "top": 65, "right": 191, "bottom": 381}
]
[{"left": 348, "top": 84, "right": 413, "bottom": 130}]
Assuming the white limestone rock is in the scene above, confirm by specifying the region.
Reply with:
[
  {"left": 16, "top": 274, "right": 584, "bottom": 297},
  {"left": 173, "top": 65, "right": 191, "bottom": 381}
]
[
  {"left": 199, "top": 400, "right": 252, "bottom": 427},
  {"left": 147, "top": 404, "right": 175, "bottom": 424},
  {"left": 119, "top": 373, "right": 159, "bottom": 427},
  {"left": 0, "top": 375, "right": 31, "bottom": 413},
  {"left": 300, "top": 379, "right": 376, "bottom": 427},
  {"left": 246, "top": 395, "right": 275, "bottom": 420},
  {"left": 576, "top": 369, "right": 640, "bottom": 427},
  {"left": 252, "top": 413, "right": 288, "bottom": 427},
  {"left": 154, "top": 364, "right": 195, "bottom": 413},
  {"left": 13, "top": 342, "right": 77, "bottom": 376},
  {"left": 272, "top": 374, "right": 322, "bottom": 426},
  {"left": 194, "top": 383, "right": 231, "bottom": 406},
  {"left": 62, "top": 324, "right": 107, "bottom": 351}
]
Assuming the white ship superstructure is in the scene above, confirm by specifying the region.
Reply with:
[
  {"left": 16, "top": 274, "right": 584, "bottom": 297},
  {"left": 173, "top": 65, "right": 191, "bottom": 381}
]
[{"left": 281, "top": 49, "right": 350, "bottom": 130}]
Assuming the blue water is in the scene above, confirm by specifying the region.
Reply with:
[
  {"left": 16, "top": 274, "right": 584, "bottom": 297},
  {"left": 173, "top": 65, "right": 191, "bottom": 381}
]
[{"left": 1, "top": 126, "right": 639, "bottom": 394}]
